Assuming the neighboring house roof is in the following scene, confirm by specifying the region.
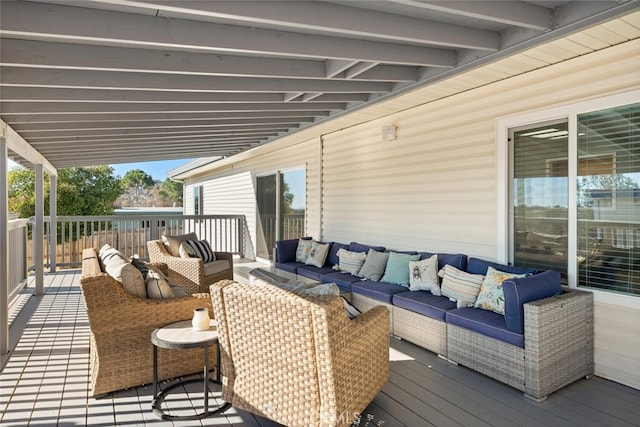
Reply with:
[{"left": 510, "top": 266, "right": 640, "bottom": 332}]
[{"left": 2, "top": 1, "right": 639, "bottom": 169}]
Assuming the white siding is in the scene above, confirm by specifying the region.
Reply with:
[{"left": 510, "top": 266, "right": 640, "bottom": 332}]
[{"left": 185, "top": 38, "right": 640, "bottom": 389}]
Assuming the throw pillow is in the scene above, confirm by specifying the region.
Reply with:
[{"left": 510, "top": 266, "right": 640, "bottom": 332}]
[
  {"left": 381, "top": 252, "right": 421, "bottom": 287},
  {"left": 474, "top": 266, "right": 527, "bottom": 315},
  {"left": 182, "top": 239, "right": 216, "bottom": 263},
  {"left": 359, "top": 249, "right": 390, "bottom": 281},
  {"left": 161, "top": 232, "right": 198, "bottom": 256},
  {"left": 146, "top": 267, "right": 176, "bottom": 299},
  {"left": 179, "top": 241, "right": 198, "bottom": 259},
  {"left": 295, "top": 238, "right": 313, "bottom": 263},
  {"left": 342, "top": 296, "right": 361, "bottom": 319},
  {"left": 408, "top": 254, "right": 440, "bottom": 294},
  {"left": 439, "top": 265, "right": 484, "bottom": 307},
  {"left": 305, "top": 241, "right": 330, "bottom": 268},
  {"left": 100, "top": 245, "right": 147, "bottom": 298},
  {"left": 336, "top": 248, "right": 367, "bottom": 275},
  {"left": 130, "top": 255, "right": 149, "bottom": 279}
]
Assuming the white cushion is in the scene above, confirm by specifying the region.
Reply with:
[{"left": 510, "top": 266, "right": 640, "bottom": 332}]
[
  {"left": 295, "top": 238, "right": 313, "bottom": 262},
  {"left": 336, "top": 248, "right": 367, "bottom": 276},
  {"left": 304, "top": 241, "right": 330, "bottom": 268},
  {"left": 409, "top": 255, "right": 440, "bottom": 294},
  {"left": 439, "top": 265, "right": 484, "bottom": 307},
  {"left": 161, "top": 232, "right": 198, "bottom": 256},
  {"left": 100, "top": 244, "right": 146, "bottom": 298},
  {"left": 204, "top": 259, "right": 231, "bottom": 276}
]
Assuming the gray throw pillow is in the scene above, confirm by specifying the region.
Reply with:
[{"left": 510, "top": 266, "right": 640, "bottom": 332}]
[{"left": 358, "top": 249, "right": 390, "bottom": 281}]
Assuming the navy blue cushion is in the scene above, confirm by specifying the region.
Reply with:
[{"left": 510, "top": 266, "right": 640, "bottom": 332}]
[
  {"left": 327, "top": 242, "right": 348, "bottom": 266},
  {"left": 320, "top": 271, "right": 362, "bottom": 291},
  {"left": 276, "top": 238, "right": 300, "bottom": 263},
  {"left": 467, "top": 257, "right": 538, "bottom": 276},
  {"left": 351, "top": 281, "right": 406, "bottom": 304},
  {"left": 446, "top": 308, "right": 524, "bottom": 348},
  {"left": 392, "top": 291, "right": 456, "bottom": 321},
  {"left": 349, "top": 242, "right": 385, "bottom": 254},
  {"left": 502, "top": 270, "right": 562, "bottom": 334},
  {"left": 418, "top": 252, "right": 467, "bottom": 271},
  {"left": 275, "top": 261, "right": 302, "bottom": 274},
  {"left": 297, "top": 265, "right": 335, "bottom": 281}
]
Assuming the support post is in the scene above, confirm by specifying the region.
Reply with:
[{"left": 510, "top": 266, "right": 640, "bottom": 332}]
[
  {"left": 34, "top": 164, "right": 44, "bottom": 296},
  {"left": 1, "top": 136, "right": 9, "bottom": 354},
  {"left": 49, "top": 175, "right": 57, "bottom": 273}
]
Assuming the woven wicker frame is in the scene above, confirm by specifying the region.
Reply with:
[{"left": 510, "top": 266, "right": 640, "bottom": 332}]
[
  {"left": 210, "top": 280, "right": 390, "bottom": 427},
  {"left": 351, "top": 293, "right": 394, "bottom": 332},
  {"left": 392, "top": 305, "right": 447, "bottom": 356},
  {"left": 447, "top": 290, "right": 594, "bottom": 401},
  {"left": 80, "top": 248, "right": 217, "bottom": 397},
  {"left": 147, "top": 239, "right": 233, "bottom": 294}
]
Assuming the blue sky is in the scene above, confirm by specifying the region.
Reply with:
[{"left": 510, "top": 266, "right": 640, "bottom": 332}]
[{"left": 111, "top": 159, "right": 193, "bottom": 181}]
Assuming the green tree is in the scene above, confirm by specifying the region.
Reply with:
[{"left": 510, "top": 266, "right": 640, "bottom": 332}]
[
  {"left": 121, "top": 169, "right": 155, "bottom": 206},
  {"left": 8, "top": 165, "right": 122, "bottom": 217},
  {"left": 158, "top": 178, "right": 183, "bottom": 206}
]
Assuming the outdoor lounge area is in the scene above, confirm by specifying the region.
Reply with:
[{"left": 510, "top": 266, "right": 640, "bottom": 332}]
[
  {"left": 2, "top": 1, "right": 640, "bottom": 426},
  {"left": 1, "top": 265, "right": 639, "bottom": 427}
]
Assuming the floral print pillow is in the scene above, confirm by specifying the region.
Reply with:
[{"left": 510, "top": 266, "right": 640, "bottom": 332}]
[{"left": 473, "top": 266, "right": 527, "bottom": 315}]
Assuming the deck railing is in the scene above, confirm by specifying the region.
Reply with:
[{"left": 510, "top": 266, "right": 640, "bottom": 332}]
[
  {"left": 26, "top": 214, "right": 246, "bottom": 270},
  {"left": 8, "top": 218, "right": 29, "bottom": 298}
]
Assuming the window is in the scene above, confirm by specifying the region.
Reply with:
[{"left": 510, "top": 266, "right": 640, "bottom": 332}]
[
  {"left": 193, "top": 185, "right": 203, "bottom": 215},
  {"left": 503, "top": 96, "right": 639, "bottom": 297},
  {"left": 577, "top": 103, "right": 640, "bottom": 295}
]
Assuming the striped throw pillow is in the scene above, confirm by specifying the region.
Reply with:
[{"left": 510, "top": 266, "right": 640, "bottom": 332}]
[
  {"left": 182, "top": 239, "right": 216, "bottom": 263},
  {"left": 336, "top": 248, "right": 367, "bottom": 276},
  {"left": 439, "top": 264, "right": 484, "bottom": 308}
]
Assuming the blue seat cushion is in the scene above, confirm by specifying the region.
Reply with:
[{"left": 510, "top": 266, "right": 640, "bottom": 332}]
[
  {"left": 296, "top": 265, "right": 335, "bottom": 281},
  {"left": 351, "top": 281, "right": 406, "bottom": 304},
  {"left": 418, "top": 252, "right": 467, "bottom": 271},
  {"left": 446, "top": 307, "right": 524, "bottom": 348},
  {"left": 275, "top": 261, "right": 302, "bottom": 274},
  {"left": 502, "top": 270, "right": 562, "bottom": 334},
  {"left": 467, "top": 257, "right": 539, "bottom": 276},
  {"left": 392, "top": 291, "right": 456, "bottom": 321},
  {"left": 320, "top": 271, "right": 362, "bottom": 291}
]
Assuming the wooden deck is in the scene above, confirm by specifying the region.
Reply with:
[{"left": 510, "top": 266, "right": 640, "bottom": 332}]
[{"left": 1, "top": 265, "right": 639, "bottom": 426}]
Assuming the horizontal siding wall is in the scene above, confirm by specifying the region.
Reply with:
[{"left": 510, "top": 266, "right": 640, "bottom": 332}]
[{"left": 187, "top": 138, "right": 321, "bottom": 260}]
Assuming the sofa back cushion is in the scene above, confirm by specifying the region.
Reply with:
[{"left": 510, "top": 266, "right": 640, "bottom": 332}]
[
  {"left": 359, "top": 249, "right": 390, "bottom": 281},
  {"left": 275, "top": 238, "right": 305, "bottom": 263},
  {"left": 99, "top": 244, "right": 147, "bottom": 298},
  {"left": 502, "top": 270, "right": 562, "bottom": 334},
  {"left": 467, "top": 257, "right": 538, "bottom": 276},
  {"left": 349, "top": 242, "right": 385, "bottom": 254},
  {"left": 419, "top": 252, "right": 467, "bottom": 271},
  {"left": 327, "top": 242, "right": 348, "bottom": 266}
]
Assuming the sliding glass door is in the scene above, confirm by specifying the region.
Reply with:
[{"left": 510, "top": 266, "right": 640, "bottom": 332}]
[{"left": 256, "top": 169, "right": 306, "bottom": 261}]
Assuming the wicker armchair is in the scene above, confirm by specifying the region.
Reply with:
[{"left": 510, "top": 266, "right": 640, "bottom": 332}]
[
  {"left": 80, "top": 248, "right": 216, "bottom": 397},
  {"left": 210, "top": 279, "right": 390, "bottom": 427},
  {"left": 147, "top": 238, "right": 234, "bottom": 294}
]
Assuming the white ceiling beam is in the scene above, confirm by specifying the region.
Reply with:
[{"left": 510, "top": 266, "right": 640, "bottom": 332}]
[
  {"left": 25, "top": 129, "right": 287, "bottom": 142},
  {"left": 0, "top": 101, "right": 346, "bottom": 115},
  {"left": 0, "top": 120, "right": 57, "bottom": 175},
  {"left": 0, "top": 39, "right": 331, "bottom": 80},
  {"left": 115, "top": 0, "right": 500, "bottom": 50},
  {"left": 30, "top": 134, "right": 279, "bottom": 148},
  {"left": 0, "top": 2, "right": 457, "bottom": 67},
  {"left": 5, "top": 111, "right": 329, "bottom": 125},
  {"left": 388, "top": 0, "right": 552, "bottom": 31},
  {"left": 346, "top": 62, "right": 380, "bottom": 79},
  {"left": 301, "top": 93, "right": 323, "bottom": 102},
  {"left": 12, "top": 118, "right": 312, "bottom": 133},
  {"left": 0, "top": 67, "right": 392, "bottom": 94}
]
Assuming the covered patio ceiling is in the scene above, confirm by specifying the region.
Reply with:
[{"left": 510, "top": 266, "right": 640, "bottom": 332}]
[{"left": 1, "top": 0, "right": 638, "bottom": 169}]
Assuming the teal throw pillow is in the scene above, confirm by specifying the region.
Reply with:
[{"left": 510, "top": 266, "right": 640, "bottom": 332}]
[{"left": 381, "top": 252, "right": 420, "bottom": 286}]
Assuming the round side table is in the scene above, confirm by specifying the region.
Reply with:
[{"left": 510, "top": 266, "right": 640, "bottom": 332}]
[{"left": 151, "top": 319, "right": 230, "bottom": 420}]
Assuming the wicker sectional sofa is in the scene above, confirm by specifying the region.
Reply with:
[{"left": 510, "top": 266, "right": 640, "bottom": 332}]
[{"left": 275, "top": 238, "right": 594, "bottom": 401}]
